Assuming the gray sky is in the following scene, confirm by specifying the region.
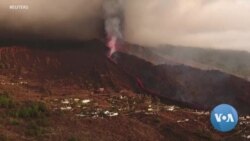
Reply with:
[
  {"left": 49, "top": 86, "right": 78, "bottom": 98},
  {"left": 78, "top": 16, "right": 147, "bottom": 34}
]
[
  {"left": 124, "top": 0, "right": 250, "bottom": 51},
  {"left": 1, "top": 0, "right": 250, "bottom": 51},
  {"left": 0, "top": 0, "right": 103, "bottom": 40}
]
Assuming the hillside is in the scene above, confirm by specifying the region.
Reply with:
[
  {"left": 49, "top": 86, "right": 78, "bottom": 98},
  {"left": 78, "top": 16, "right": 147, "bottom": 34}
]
[
  {"left": 112, "top": 52, "right": 250, "bottom": 114},
  {"left": 1, "top": 39, "right": 250, "bottom": 114},
  {"left": 150, "top": 45, "right": 250, "bottom": 79},
  {"left": 0, "top": 40, "right": 249, "bottom": 140}
]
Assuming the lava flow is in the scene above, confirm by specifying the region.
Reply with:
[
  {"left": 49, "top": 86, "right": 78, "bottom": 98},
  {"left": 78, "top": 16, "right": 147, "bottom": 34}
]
[
  {"left": 107, "top": 36, "right": 118, "bottom": 57},
  {"left": 106, "top": 36, "right": 161, "bottom": 98}
]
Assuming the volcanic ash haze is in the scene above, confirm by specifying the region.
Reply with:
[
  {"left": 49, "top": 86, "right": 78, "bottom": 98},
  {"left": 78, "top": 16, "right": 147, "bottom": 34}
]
[
  {"left": 1, "top": 0, "right": 250, "bottom": 52},
  {"left": 103, "top": 0, "right": 124, "bottom": 56},
  {"left": 0, "top": 0, "right": 104, "bottom": 41}
]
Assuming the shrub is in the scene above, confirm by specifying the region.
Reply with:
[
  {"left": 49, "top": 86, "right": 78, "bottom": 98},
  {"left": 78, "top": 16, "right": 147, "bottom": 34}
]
[
  {"left": 10, "top": 102, "right": 49, "bottom": 119},
  {"left": 0, "top": 92, "right": 14, "bottom": 108}
]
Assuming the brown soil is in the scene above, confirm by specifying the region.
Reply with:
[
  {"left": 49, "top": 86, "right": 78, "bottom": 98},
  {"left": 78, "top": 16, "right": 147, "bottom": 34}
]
[{"left": 0, "top": 40, "right": 249, "bottom": 141}]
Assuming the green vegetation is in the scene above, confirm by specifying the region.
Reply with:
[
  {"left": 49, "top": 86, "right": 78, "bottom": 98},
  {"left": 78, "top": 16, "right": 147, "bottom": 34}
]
[
  {"left": 0, "top": 92, "right": 49, "bottom": 118},
  {"left": 10, "top": 102, "right": 48, "bottom": 119},
  {"left": 0, "top": 91, "right": 14, "bottom": 108},
  {"left": 9, "top": 102, "right": 50, "bottom": 138},
  {"left": 0, "top": 91, "right": 50, "bottom": 138}
]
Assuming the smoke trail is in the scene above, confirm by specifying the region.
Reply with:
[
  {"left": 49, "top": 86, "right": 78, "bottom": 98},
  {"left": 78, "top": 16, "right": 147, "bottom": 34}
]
[{"left": 103, "top": 0, "right": 124, "bottom": 56}]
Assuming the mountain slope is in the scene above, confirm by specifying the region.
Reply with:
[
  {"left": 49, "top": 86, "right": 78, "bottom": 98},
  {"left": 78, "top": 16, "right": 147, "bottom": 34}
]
[
  {"left": 1, "top": 40, "right": 250, "bottom": 114},
  {"left": 0, "top": 40, "right": 138, "bottom": 93},
  {"left": 112, "top": 52, "right": 250, "bottom": 114},
  {"left": 150, "top": 45, "right": 250, "bottom": 79},
  {"left": 0, "top": 40, "right": 250, "bottom": 140}
]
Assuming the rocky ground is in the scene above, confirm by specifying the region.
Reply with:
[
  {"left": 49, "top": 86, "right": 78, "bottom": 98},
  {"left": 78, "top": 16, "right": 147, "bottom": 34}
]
[
  {"left": 0, "top": 41, "right": 250, "bottom": 141},
  {"left": 0, "top": 75, "right": 249, "bottom": 141}
]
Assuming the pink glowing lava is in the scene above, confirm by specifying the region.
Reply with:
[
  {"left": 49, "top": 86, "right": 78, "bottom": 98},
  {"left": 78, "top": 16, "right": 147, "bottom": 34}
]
[{"left": 107, "top": 36, "right": 118, "bottom": 57}]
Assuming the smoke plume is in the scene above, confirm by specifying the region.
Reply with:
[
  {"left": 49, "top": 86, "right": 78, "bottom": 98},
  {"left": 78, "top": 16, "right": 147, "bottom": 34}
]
[
  {"left": 103, "top": 0, "right": 124, "bottom": 40},
  {"left": 1, "top": 0, "right": 250, "bottom": 52},
  {"left": 103, "top": 0, "right": 124, "bottom": 55}
]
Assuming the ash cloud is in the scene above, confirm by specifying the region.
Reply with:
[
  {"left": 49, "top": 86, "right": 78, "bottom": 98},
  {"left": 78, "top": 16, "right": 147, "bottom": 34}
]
[
  {"left": 1, "top": 0, "right": 250, "bottom": 52},
  {"left": 0, "top": 0, "right": 103, "bottom": 42},
  {"left": 124, "top": 0, "right": 250, "bottom": 51},
  {"left": 103, "top": 0, "right": 124, "bottom": 40}
]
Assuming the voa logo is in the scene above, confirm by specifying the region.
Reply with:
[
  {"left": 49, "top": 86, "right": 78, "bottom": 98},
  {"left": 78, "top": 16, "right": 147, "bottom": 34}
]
[
  {"left": 210, "top": 104, "right": 238, "bottom": 132},
  {"left": 214, "top": 113, "right": 235, "bottom": 123}
]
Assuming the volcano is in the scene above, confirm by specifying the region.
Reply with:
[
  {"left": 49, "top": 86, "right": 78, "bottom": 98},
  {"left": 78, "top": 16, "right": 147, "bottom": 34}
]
[
  {"left": 112, "top": 52, "right": 250, "bottom": 114},
  {"left": 0, "top": 39, "right": 250, "bottom": 114}
]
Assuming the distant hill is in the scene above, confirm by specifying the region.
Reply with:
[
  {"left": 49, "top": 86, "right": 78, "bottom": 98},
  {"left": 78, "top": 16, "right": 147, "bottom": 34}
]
[{"left": 149, "top": 45, "right": 250, "bottom": 79}]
